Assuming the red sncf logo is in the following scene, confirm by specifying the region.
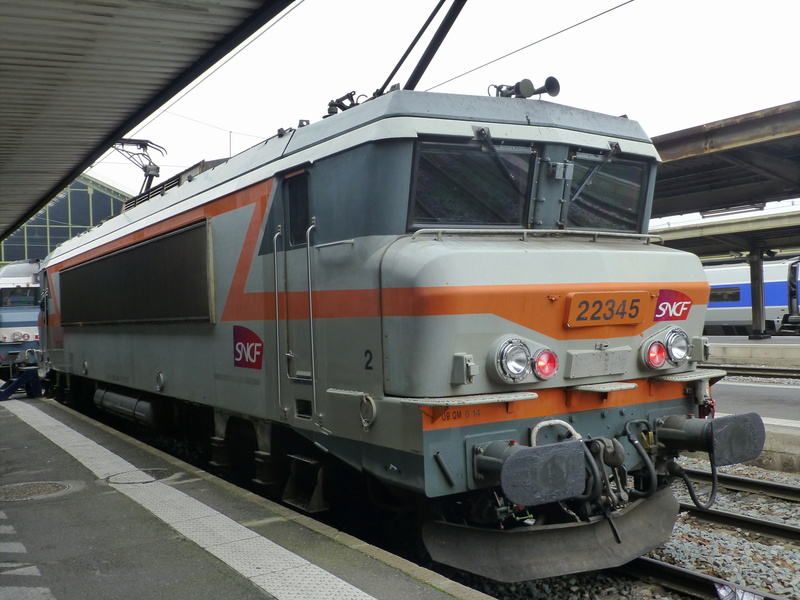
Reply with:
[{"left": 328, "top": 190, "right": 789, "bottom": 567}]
[
  {"left": 233, "top": 325, "right": 263, "bottom": 369},
  {"left": 654, "top": 289, "right": 693, "bottom": 321}
]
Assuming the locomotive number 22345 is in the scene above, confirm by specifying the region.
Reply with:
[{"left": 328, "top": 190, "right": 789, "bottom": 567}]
[{"left": 566, "top": 291, "right": 651, "bottom": 328}]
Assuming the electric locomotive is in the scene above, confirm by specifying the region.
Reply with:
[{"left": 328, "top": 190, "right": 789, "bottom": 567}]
[
  {"left": 0, "top": 259, "right": 40, "bottom": 379},
  {"left": 38, "top": 86, "right": 765, "bottom": 581}
]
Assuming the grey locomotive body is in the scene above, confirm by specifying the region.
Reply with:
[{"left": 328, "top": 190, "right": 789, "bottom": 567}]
[{"left": 39, "top": 89, "right": 764, "bottom": 581}]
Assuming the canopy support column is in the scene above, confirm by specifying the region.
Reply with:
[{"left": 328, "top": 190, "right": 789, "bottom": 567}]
[{"left": 748, "top": 248, "right": 770, "bottom": 339}]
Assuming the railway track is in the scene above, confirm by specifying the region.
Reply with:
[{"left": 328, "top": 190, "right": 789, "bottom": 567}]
[
  {"left": 680, "top": 501, "right": 800, "bottom": 542},
  {"left": 611, "top": 467, "right": 800, "bottom": 599},
  {"left": 683, "top": 467, "right": 800, "bottom": 503},
  {"left": 614, "top": 556, "right": 790, "bottom": 600},
  {"left": 678, "top": 466, "right": 800, "bottom": 542}
]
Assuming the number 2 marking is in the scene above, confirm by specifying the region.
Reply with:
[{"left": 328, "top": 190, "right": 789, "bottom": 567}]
[
  {"left": 364, "top": 349, "right": 373, "bottom": 370},
  {"left": 576, "top": 299, "right": 605, "bottom": 321}
]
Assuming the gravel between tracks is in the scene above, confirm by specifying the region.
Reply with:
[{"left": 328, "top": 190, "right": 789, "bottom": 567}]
[{"left": 454, "top": 458, "right": 800, "bottom": 600}]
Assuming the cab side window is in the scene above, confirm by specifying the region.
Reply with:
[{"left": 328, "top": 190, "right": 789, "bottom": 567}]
[{"left": 285, "top": 173, "right": 310, "bottom": 247}]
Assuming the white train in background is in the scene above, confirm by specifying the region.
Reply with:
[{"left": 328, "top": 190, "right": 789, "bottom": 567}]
[{"left": 704, "top": 257, "right": 800, "bottom": 335}]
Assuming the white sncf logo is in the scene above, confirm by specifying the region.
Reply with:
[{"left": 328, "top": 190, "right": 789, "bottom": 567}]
[
  {"left": 655, "top": 300, "right": 692, "bottom": 319},
  {"left": 235, "top": 341, "right": 262, "bottom": 364},
  {"left": 654, "top": 290, "right": 693, "bottom": 322},
  {"left": 233, "top": 325, "right": 264, "bottom": 370}
]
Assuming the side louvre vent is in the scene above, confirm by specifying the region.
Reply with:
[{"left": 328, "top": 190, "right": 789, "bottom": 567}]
[{"left": 60, "top": 221, "right": 212, "bottom": 325}]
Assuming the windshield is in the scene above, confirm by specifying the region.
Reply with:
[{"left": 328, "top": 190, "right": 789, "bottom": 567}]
[
  {"left": 410, "top": 140, "right": 651, "bottom": 232},
  {"left": 566, "top": 155, "right": 647, "bottom": 231},
  {"left": 411, "top": 142, "right": 530, "bottom": 227},
  {"left": 1, "top": 287, "right": 38, "bottom": 306}
]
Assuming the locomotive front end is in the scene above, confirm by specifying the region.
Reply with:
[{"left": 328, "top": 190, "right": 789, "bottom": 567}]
[
  {"left": 372, "top": 96, "right": 765, "bottom": 581},
  {"left": 0, "top": 260, "right": 41, "bottom": 379}
]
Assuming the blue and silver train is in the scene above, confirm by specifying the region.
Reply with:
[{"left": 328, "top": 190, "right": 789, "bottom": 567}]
[{"left": 704, "top": 257, "right": 800, "bottom": 335}]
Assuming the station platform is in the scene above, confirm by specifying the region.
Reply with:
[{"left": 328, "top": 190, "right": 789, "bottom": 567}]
[
  {"left": 0, "top": 398, "right": 491, "bottom": 600},
  {"left": 707, "top": 335, "right": 800, "bottom": 368},
  {"left": 704, "top": 335, "right": 800, "bottom": 471}
]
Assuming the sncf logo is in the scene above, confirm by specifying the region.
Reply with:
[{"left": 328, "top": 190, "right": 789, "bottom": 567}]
[
  {"left": 233, "top": 325, "right": 263, "bottom": 369},
  {"left": 654, "top": 289, "right": 693, "bottom": 321}
]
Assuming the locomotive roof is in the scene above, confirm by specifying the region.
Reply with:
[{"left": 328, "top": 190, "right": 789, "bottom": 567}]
[
  {"left": 44, "top": 89, "right": 658, "bottom": 267},
  {"left": 0, "top": 259, "right": 39, "bottom": 286},
  {"left": 286, "top": 90, "right": 654, "bottom": 154}
]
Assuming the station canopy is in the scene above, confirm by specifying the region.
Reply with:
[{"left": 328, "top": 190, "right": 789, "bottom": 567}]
[
  {"left": 652, "top": 101, "right": 800, "bottom": 258},
  {"left": 0, "top": 0, "right": 292, "bottom": 242}
]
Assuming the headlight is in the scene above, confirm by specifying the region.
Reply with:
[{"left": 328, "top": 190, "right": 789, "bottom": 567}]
[
  {"left": 12, "top": 331, "right": 23, "bottom": 342},
  {"left": 495, "top": 338, "right": 532, "bottom": 383},
  {"left": 665, "top": 327, "right": 691, "bottom": 365}
]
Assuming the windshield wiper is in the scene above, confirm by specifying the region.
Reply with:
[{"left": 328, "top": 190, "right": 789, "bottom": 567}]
[
  {"left": 570, "top": 142, "right": 620, "bottom": 201},
  {"left": 476, "top": 127, "right": 524, "bottom": 196}
]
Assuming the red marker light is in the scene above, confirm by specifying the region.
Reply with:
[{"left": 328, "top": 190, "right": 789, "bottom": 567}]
[
  {"left": 646, "top": 341, "right": 667, "bottom": 368},
  {"left": 533, "top": 349, "right": 558, "bottom": 380}
]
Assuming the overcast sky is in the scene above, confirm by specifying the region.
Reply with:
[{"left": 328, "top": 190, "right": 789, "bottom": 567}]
[{"left": 86, "top": 0, "right": 800, "bottom": 206}]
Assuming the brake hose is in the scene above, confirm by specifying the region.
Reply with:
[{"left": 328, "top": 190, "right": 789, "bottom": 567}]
[
  {"left": 668, "top": 459, "right": 719, "bottom": 510},
  {"left": 624, "top": 419, "right": 658, "bottom": 498},
  {"left": 571, "top": 442, "right": 602, "bottom": 503}
]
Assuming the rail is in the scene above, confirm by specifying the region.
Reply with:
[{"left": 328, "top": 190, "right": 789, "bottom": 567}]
[
  {"left": 614, "top": 556, "right": 790, "bottom": 600},
  {"left": 679, "top": 502, "right": 800, "bottom": 542},
  {"left": 683, "top": 467, "right": 800, "bottom": 502}
]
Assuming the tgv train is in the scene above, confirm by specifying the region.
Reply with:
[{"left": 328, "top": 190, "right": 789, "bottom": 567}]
[
  {"left": 704, "top": 257, "right": 800, "bottom": 335},
  {"left": 38, "top": 86, "right": 765, "bottom": 581},
  {"left": 0, "top": 259, "right": 40, "bottom": 379}
]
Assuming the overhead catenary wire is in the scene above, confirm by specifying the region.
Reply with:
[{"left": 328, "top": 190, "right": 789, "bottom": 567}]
[
  {"left": 135, "top": 0, "right": 637, "bottom": 141},
  {"left": 88, "top": 0, "right": 636, "bottom": 180},
  {"left": 425, "top": 0, "right": 637, "bottom": 92}
]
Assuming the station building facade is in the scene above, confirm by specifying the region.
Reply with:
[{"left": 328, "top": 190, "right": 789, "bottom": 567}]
[{"left": 1, "top": 175, "right": 129, "bottom": 264}]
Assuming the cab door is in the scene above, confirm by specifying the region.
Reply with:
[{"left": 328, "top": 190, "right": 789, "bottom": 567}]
[{"left": 276, "top": 171, "right": 317, "bottom": 419}]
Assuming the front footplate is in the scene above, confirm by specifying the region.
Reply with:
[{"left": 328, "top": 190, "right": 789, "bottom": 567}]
[{"left": 421, "top": 487, "right": 679, "bottom": 582}]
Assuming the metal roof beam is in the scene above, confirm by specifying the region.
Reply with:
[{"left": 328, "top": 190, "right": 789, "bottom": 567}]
[
  {"left": 721, "top": 148, "right": 800, "bottom": 191},
  {"left": 654, "top": 101, "right": 800, "bottom": 162}
]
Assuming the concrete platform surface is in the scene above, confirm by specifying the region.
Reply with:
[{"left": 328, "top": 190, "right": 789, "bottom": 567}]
[
  {"left": 708, "top": 341, "right": 800, "bottom": 367},
  {"left": 0, "top": 398, "right": 492, "bottom": 600}
]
